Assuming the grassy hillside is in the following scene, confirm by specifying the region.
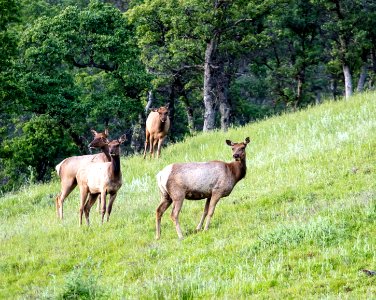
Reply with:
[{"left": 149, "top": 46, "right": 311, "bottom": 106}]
[{"left": 1, "top": 93, "right": 375, "bottom": 299}]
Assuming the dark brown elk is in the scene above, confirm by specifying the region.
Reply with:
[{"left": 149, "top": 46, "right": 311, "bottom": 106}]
[
  {"left": 55, "top": 129, "right": 110, "bottom": 220},
  {"left": 156, "top": 137, "right": 250, "bottom": 239},
  {"left": 143, "top": 104, "right": 170, "bottom": 159},
  {"left": 76, "top": 134, "right": 127, "bottom": 225}
]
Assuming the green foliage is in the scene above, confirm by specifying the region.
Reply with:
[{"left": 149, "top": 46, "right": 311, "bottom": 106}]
[
  {"left": 0, "top": 0, "right": 150, "bottom": 191},
  {"left": 2, "top": 0, "right": 376, "bottom": 194},
  {"left": 57, "top": 262, "right": 106, "bottom": 300},
  {"left": 229, "top": 73, "right": 274, "bottom": 124},
  {"left": 315, "top": 0, "right": 376, "bottom": 71},
  {"left": 248, "top": 0, "right": 327, "bottom": 106},
  {"left": 0, "top": 92, "right": 375, "bottom": 298},
  {"left": 0, "top": 115, "right": 76, "bottom": 192},
  {"left": 0, "top": 0, "right": 19, "bottom": 30},
  {"left": 75, "top": 71, "right": 142, "bottom": 129},
  {"left": 0, "top": 0, "right": 22, "bottom": 112},
  {"left": 127, "top": 0, "right": 276, "bottom": 132}
]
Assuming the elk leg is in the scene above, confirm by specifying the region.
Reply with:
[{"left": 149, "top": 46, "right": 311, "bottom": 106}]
[
  {"left": 170, "top": 199, "right": 184, "bottom": 239},
  {"left": 143, "top": 131, "right": 150, "bottom": 159},
  {"left": 196, "top": 198, "right": 210, "bottom": 231},
  {"left": 156, "top": 137, "right": 165, "bottom": 159},
  {"left": 84, "top": 193, "right": 98, "bottom": 214},
  {"left": 204, "top": 195, "right": 221, "bottom": 231},
  {"left": 57, "top": 180, "right": 77, "bottom": 220},
  {"left": 96, "top": 198, "right": 101, "bottom": 214},
  {"left": 84, "top": 193, "right": 99, "bottom": 225},
  {"left": 148, "top": 135, "right": 154, "bottom": 158},
  {"left": 156, "top": 195, "right": 172, "bottom": 239},
  {"left": 152, "top": 137, "right": 159, "bottom": 159},
  {"left": 78, "top": 187, "right": 89, "bottom": 226},
  {"left": 106, "top": 193, "right": 118, "bottom": 222},
  {"left": 100, "top": 192, "right": 107, "bottom": 224},
  {"left": 55, "top": 193, "right": 61, "bottom": 218}
]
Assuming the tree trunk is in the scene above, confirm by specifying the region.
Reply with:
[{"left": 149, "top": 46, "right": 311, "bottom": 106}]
[
  {"left": 330, "top": 77, "right": 339, "bottom": 99},
  {"left": 181, "top": 95, "right": 195, "bottom": 135},
  {"left": 295, "top": 72, "right": 304, "bottom": 110},
  {"left": 315, "top": 91, "right": 321, "bottom": 105},
  {"left": 356, "top": 63, "right": 368, "bottom": 93},
  {"left": 129, "top": 90, "right": 152, "bottom": 154},
  {"left": 217, "top": 69, "right": 231, "bottom": 131},
  {"left": 219, "top": 99, "right": 230, "bottom": 132},
  {"left": 372, "top": 48, "right": 376, "bottom": 74},
  {"left": 333, "top": 0, "right": 352, "bottom": 99},
  {"left": 145, "top": 90, "right": 153, "bottom": 113},
  {"left": 130, "top": 113, "right": 145, "bottom": 154},
  {"left": 203, "top": 39, "right": 217, "bottom": 132},
  {"left": 343, "top": 64, "right": 353, "bottom": 99}
]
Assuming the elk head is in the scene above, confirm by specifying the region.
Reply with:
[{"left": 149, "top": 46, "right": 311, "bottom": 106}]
[
  {"left": 152, "top": 104, "right": 169, "bottom": 123},
  {"left": 88, "top": 129, "right": 109, "bottom": 149},
  {"left": 108, "top": 134, "right": 127, "bottom": 156},
  {"left": 226, "top": 137, "right": 250, "bottom": 161}
]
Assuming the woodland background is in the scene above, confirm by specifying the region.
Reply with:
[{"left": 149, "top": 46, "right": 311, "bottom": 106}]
[{"left": 1, "top": 0, "right": 376, "bottom": 192}]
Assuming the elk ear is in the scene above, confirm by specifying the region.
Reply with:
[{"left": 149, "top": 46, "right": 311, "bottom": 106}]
[
  {"left": 165, "top": 103, "right": 169, "bottom": 109},
  {"left": 104, "top": 128, "right": 109, "bottom": 136},
  {"left": 226, "top": 140, "right": 233, "bottom": 146},
  {"left": 150, "top": 108, "right": 158, "bottom": 112},
  {"left": 91, "top": 129, "right": 98, "bottom": 136},
  {"left": 244, "top": 137, "right": 250, "bottom": 144},
  {"left": 118, "top": 134, "right": 127, "bottom": 144}
]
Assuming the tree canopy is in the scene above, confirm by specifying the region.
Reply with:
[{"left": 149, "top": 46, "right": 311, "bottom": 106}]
[{"left": 1, "top": 0, "right": 376, "bottom": 192}]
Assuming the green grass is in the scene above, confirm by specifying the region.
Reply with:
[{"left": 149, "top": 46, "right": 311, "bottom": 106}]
[{"left": 1, "top": 92, "right": 376, "bottom": 299}]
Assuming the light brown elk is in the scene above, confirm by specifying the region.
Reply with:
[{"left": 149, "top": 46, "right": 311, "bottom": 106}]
[
  {"left": 156, "top": 137, "right": 250, "bottom": 239},
  {"left": 143, "top": 104, "right": 170, "bottom": 159},
  {"left": 76, "top": 134, "right": 127, "bottom": 225},
  {"left": 55, "top": 129, "right": 110, "bottom": 220}
]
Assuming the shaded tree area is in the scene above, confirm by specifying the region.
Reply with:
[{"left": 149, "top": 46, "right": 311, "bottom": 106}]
[
  {"left": 1, "top": 0, "right": 150, "bottom": 191},
  {"left": 1, "top": 0, "right": 376, "bottom": 192}
]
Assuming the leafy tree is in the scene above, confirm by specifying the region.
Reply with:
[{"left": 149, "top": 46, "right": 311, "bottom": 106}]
[
  {"left": 252, "top": 0, "right": 326, "bottom": 108},
  {"left": 313, "top": 0, "right": 375, "bottom": 98},
  {"left": 0, "top": 0, "right": 149, "bottom": 191},
  {"left": 1, "top": 115, "right": 76, "bottom": 189},
  {"left": 0, "top": 0, "right": 23, "bottom": 133},
  {"left": 0, "top": 0, "right": 25, "bottom": 191},
  {"left": 128, "top": 0, "right": 203, "bottom": 135},
  {"left": 19, "top": 0, "right": 149, "bottom": 143},
  {"left": 128, "top": 0, "right": 269, "bottom": 131},
  {"left": 2, "top": 0, "right": 376, "bottom": 193}
]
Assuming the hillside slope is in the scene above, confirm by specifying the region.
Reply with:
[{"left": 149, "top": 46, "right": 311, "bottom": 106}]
[{"left": 1, "top": 93, "right": 375, "bottom": 299}]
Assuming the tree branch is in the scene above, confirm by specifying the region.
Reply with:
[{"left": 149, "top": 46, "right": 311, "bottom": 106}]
[
  {"left": 233, "top": 18, "right": 253, "bottom": 27},
  {"left": 72, "top": 57, "right": 118, "bottom": 72}
]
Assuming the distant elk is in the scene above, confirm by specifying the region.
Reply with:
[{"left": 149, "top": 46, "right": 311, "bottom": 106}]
[
  {"left": 55, "top": 129, "right": 110, "bottom": 220},
  {"left": 76, "top": 134, "right": 127, "bottom": 225},
  {"left": 143, "top": 104, "right": 170, "bottom": 159},
  {"left": 156, "top": 137, "right": 250, "bottom": 239}
]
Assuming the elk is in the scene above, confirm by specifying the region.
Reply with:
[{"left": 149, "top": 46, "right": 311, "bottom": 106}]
[
  {"left": 55, "top": 129, "right": 110, "bottom": 220},
  {"left": 76, "top": 134, "right": 127, "bottom": 225},
  {"left": 156, "top": 137, "right": 250, "bottom": 239},
  {"left": 143, "top": 104, "right": 170, "bottom": 159}
]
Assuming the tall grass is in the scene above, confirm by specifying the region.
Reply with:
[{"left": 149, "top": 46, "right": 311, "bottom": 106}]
[{"left": 1, "top": 93, "right": 375, "bottom": 299}]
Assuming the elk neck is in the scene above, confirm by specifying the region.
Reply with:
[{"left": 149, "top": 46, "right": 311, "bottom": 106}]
[
  {"left": 110, "top": 154, "right": 121, "bottom": 177},
  {"left": 227, "top": 156, "right": 247, "bottom": 182},
  {"left": 158, "top": 119, "right": 168, "bottom": 131},
  {"left": 102, "top": 145, "right": 111, "bottom": 161}
]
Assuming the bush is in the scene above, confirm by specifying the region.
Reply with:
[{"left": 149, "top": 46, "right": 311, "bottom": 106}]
[{"left": 0, "top": 114, "right": 76, "bottom": 192}]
